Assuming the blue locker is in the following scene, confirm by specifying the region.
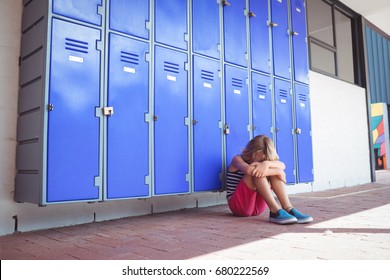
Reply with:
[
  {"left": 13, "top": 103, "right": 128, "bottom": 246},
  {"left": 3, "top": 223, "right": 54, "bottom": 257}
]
[
  {"left": 294, "top": 83, "right": 313, "bottom": 182},
  {"left": 47, "top": 19, "right": 100, "bottom": 202},
  {"left": 155, "top": 0, "right": 187, "bottom": 50},
  {"left": 223, "top": 0, "right": 247, "bottom": 67},
  {"left": 154, "top": 46, "right": 189, "bottom": 195},
  {"left": 109, "top": 0, "right": 149, "bottom": 39},
  {"left": 270, "top": 0, "right": 290, "bottom": 79},
  {"left": 192, "top": 0, "right": 220, "bottom": 59},
  {"left": 52, "top": 0, "right": 102, "bottom": 26},
  {"left": 274, "top": 78, "right": 295, "bottom": 183},
  {"left": 193, "top": 56, "right": 222, "bottom": 191},
  {"left": 249, "top": 0, "right": 271, "bottom": 73},
  {"left": 225, "top": 65, "right": 250, "bottom": 165},
  {"left": 291, "top": 0, "right": 309, "bottom": 84},
  {"left": 106, "top": 34, "right": 149, "bottom": 199},
  {"left": 252, "top": 72, "right": 272, "bottom": 138}
]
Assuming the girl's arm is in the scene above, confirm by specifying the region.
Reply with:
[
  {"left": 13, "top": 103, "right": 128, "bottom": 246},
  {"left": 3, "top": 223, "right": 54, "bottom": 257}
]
[{"left": 228, "top": 155, "right": 255, "bottom": 175}]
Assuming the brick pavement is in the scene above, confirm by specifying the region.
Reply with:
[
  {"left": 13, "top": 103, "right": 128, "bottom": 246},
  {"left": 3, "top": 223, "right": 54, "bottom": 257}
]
[{"left": 1, "top": 171, "right": 390, "bottom": 260}]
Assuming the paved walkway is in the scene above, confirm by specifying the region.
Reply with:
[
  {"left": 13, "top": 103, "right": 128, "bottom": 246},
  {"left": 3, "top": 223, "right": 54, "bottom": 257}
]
[{"left": 1, "top": 171, "right": 390, "bottom": 260}]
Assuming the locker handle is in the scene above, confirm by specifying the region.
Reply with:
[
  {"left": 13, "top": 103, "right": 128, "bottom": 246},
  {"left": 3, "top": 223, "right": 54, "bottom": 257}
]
[
  {"left": 290, "top": 31, "right": 299, "bottom": 36},
  {"left": 295, "top": 128, "right": 302, "bottom": 134},
  {"left": 222, "top": 0, "right": 231, "bottom": 6},
  {"left": 268, "top": 22, "right": 278, "bottom": 27},
  {"left": 248, "top": 11, "right": 256, "bottom": 18}
]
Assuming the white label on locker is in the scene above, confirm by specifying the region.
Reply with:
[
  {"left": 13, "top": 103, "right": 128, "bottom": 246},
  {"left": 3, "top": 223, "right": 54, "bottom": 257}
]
[
  {"left": 123, "top": 67, "right": 136, "bottom": 74},
  {"left": 203, "top": 82, "right": 212, "bottom": 88},
  {"left": 167, "top": 75, "right": 177, "bottom": 82},
  {"left": 234, "top": 89, "right": 241, "bottom": 94},
  {"left": 281, "top": 99, "right": 287, "bottom": 104},
  {"left": 296, "top": 8, "right": 301, "bottom": 13},
  {"left": 69, "top": 55, "right": 83, "bottom": 63},
  {"left": 300, "top": 102, "right": 306, "bottom": 107},
  {"left": 277, "top": 0, "right": 282, "bottom": 3},
  {"left": 259, "top": 95, "right": 266, "bottom": 100}
]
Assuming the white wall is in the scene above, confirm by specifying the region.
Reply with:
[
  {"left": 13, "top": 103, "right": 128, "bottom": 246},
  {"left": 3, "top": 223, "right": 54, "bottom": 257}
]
[
  {"left": 0, "top": 1, "right": 372, "bottom": 236},
  {"left": 309, "top": 71, "right": 372, "bottom": 190}
]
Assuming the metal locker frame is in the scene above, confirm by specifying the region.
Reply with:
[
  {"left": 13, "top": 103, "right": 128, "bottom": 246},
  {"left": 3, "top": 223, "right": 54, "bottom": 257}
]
[
  {"left": 192, "top": 55, "right": 223, "bottom": 192},
  {"left": 109, "top": 0, "right": 150, "bottom": 40},
  {"left": 105, "top": 33, "right": 150, "bottom": 200},
  {"left": 249, "top": 0, "right": 271, "bottom": 74},
  {"left": 153, "top": 46, "right": 190, "bottom": 195},
  {"left": 154, "top": 0, "right": 188, "bottom": 50},
  {"left": 52, "top": 0, "right": 103, "bottom": 26},
  {"left": 290, "top": 0, "right": 309, "bottom": 85},
  {"left": 192, "top": 0, "right": 220, "bottom": 59},
  {"left": 223, "top": 0, "right": 247, "bottom": 67},
  {"left": 274, "top": 78, "right": 295, "bottom": 184}
]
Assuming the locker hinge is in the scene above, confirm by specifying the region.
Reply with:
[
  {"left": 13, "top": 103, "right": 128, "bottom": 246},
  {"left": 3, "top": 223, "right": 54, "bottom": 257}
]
[
  {"left": 97, "top": 5, "right": 104, "bottom": 16},
  {"left": 145, "top": 21, "right": 151, "bottom": 30},
  {"left": 247, "top": 124, "right": 252, "bottom": 132},
  {"left": 145, "top": 52, "right": 151, "bottom": 62},
  {"left": 145, "top": 113, "right": 153, "bottom": 123},
  {"left": 184, "top": 117, "right": 191, "bottom": 126},
  {"left": 144, "top": 175, "right": 151, "bottom": 186},
  {"left": 94, "top": 176, "right": 102, "bottom": 188},
  {"left": 96, "top": 40, "right": 103, "bottom": 51},
  {"left": 184, "top": 62, "right": 189, "bottom": 71},
  {"left": 185, "top": 173, "right": 190, "bottom": 182},
  {"left": 184, "top": 33, "right": 189, "bottom": 42}
]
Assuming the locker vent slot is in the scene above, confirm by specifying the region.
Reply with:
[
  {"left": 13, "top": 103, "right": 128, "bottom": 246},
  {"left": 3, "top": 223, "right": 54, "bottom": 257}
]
[
  {"left": 299, "top": 93, "right": 307, "bottom": 102},
  {"left": 164, "top": 61, "right": 180, "bottom": 74},
  {"left": 232, "top": 78, "right": 243, "bottom": 88},
  {"left": 65, "top": 38, "right": 88, "bottom": 54},
  {"left": 279, "top": 89, "right": 288, "bottom": 98},
  {"left": 295, "top": 0, "right": 303, "bottom": 11},
  {"left": 257, "top": 84, "right": 267, "bottom": 95},
  {"left": 201, "top": 70, "right": 214, "bottom": 81},
  {"left": 121, "top": 51, "right": 140, "bottom": 65}
]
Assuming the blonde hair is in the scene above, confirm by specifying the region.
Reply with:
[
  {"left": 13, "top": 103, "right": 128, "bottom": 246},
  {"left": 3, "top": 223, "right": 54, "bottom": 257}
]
[{"left": 241, "top": 135, "right": 279, "bottom": 163}]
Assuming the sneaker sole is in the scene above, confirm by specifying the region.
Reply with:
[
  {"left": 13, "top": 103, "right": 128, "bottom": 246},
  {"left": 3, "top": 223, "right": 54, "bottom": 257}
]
[
  {"left": 269, "top": 217, "right": 297, "bottom": 225},
  {"left": 296, "top": 217, "right": 313, "bottom": 224}
]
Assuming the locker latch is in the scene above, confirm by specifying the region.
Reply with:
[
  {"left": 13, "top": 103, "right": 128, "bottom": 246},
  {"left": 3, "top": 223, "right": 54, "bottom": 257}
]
[
  {"left": 268, "top": 21, "right": 278, "bottom": 27},
  {"left": 103, "top": 107, "right": 114, "bottom": 116},
  {"left": 48, "top": 104, "right": 54, "bottom": 111},
  {"left": 295, "top": 128, "right": 302, "bottom": 134},
  {"left": 248, "top": 11, "right": 256, "bottom": 17},
  {"left": 290, "top": 30, "right": 299, "bottom": 36},
  {"left": 222, "top": 0, "right": 231, "bottom": 6},
  {"left": 224, "top": 124, "right": 230, "bottom": 135}
]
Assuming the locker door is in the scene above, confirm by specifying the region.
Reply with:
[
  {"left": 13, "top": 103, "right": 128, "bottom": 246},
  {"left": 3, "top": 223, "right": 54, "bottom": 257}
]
[
  {"left": 249, "top": 0, "right": 271, "bottom": 73},
  {"left": 295, "top": 83, "right": 313, "bottom": 182},
  {"left": 47, "top": 19, "right": 101, "bottom": 202},
  {"left": 291, "top": 0, "right": 309, "bottom": 84},
  {"left": 155, "top": 0, "right": 187, "bottom": 50},
  {"left": 270, "top": 0, "right": 290, "bottom": 79},
  {"left": 109, "top": 0, "right": 149, "bottom": 39},
  {"left": 52, "top": 0, "right": 102, "bottom": 26},
  {"left": 106, "top": 34, "right": 149, "bottom": 199},
  {"left": 274, "top": 78, "right": 295, "bottom": 184},
  {"left": 193, "top": 56, "right": 222, "bottom": 192},
  {"left": 252, "top": 72, "right": 272, "bottom": 138},
  {"left": 225, "top": 65, "right": 250, "bottom": 165},
  {"left": 192, "top": 0, "right": 220, "bottom": 59},
  {"left": 223, "top": 0, "right": 247, "bottom": 67},
  {"left": 154, "top": 46, "right": 189, "bottom": 195}
]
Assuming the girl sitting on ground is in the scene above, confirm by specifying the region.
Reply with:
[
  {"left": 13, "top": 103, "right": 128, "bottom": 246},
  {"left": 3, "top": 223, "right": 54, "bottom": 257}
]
[{"left": 226, "top": 135, "right": 313, "bottom": 224}]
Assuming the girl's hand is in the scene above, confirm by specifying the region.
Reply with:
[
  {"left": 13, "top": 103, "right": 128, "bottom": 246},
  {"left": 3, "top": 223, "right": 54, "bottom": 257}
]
[
  {"left": 250, "top": 161, "right": 270, "bottom": 177},
  {"left": 276, "top": 169, "right": 287, "bottom": 183}
]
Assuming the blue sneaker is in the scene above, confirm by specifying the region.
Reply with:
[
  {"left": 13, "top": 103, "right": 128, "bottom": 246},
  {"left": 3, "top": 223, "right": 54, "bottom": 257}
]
[
  {"left": 269, "top": 209, "right": 297, "bottom": 224},
  {"left": 288, "top": 208, "right": 313, "bottom": 224}
]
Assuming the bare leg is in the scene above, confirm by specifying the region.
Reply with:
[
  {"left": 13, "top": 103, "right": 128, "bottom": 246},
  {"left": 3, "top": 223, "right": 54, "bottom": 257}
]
[
  {"left": 269, "top": 176, "right": 293, "bottom": 211},
  {"left": 243, "top": 175, "right": 281, "bottom": 213}
]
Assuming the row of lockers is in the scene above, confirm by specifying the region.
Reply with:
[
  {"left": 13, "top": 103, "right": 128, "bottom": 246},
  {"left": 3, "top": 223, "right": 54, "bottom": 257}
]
[
  {"left": 41, "top": 0, "right": 309, "bottom": 83},
  {"left": 15, "top": 0, "right": 313, "bottom": 204}
]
